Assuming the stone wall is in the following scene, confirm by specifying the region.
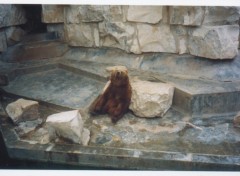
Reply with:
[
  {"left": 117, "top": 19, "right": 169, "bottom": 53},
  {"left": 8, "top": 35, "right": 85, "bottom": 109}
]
[
  {"left": 42, "top": 5, "right": 240, "bottom": 60},
  {"left": 0, "top": 5, "right": 26, "bottom": 53}
]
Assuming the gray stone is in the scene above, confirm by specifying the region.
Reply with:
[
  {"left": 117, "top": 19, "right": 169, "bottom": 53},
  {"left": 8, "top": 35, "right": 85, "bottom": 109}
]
[
  {"left": 137, "top": 23, "right": 177, "bottom": 53},
  {"left": 65, "top": 5, "right": 104, "bottom": 23},
  {"left": 0, "top": 29, "right": 7, "bottom": 52},
  {"left": 126, "top": 6, "right": 163, "bottom": 24},
  {"left": 169, "top": 6, "right": 205, "bottom": 26},
  {"left": 65, "top": 23, "right": 99, "bottom": 47},
  {"left": 203, "top": 6, "right": 240, "bottom": 25},
  {"left": 0, "top": 4, "right": 26, "bottom": 28},
  {"left": 46, "top": 110, "right": 90, "bottom": 145},
  {"left": 42, "top": 5, "right": 65, "bottom": 23},
  {"left": 129, "top": 80, "right": 174, "bottom": 118},
  {"left": 188, "top": 25, "right": 239, "bottom": 59},
  {"left": 6, "top": 99, "right": 40, "bottom": 124},
  {"left": 5, "top": 26, "right": 25, "bottom": 46},
  {"left": 99, "top": 22, "right": 140, "bottom": 54},
  {"left": 15, "top": 118, "right": 43, "bottom": 137}
]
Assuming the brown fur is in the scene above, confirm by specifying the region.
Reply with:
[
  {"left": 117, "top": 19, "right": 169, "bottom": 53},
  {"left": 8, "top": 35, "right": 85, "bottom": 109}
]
[{"left": 89, "top": 68, "right": 132, "bottom": 123}]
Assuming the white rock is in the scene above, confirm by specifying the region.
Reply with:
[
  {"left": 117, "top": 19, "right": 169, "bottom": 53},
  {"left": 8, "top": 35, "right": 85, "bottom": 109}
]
[
  {"left": 65, "top": 23, "right": 99, "bottom": 47},
  {"left": 203, "top": 6, "right": 240, "bottom": 25},
  {"left": 169, "top": 6, "right": 205, "bottom": 26},
  {"left": 127, "top": 6, "right": 163, "bottom": 24},
  {"left": 129, "top": 80, "right": 174, "bottom": 118},
  {"left": 46, "top": 110, "right": 90, "bottom": 145},
  {"left": 188, "top": 25, "right": 239, "bottom": 59},
  {"left": 42, "top": 5, "right": 65, "bottom": 23},
  {"left": 6, "top": 98, "right": 40, "bottom": 124},
  {"left": 137, "top": 23, "right": 177, "bottom": 53},
  {"left": 0, "top": 5, "right": 26, "bottom": 28},
  {"left": 0, "top": 30, "right": 7, "bottom": 52}
]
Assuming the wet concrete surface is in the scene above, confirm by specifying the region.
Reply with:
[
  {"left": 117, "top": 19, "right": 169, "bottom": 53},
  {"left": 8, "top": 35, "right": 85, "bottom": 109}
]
[{"left": 1, "top": 47, "right": 240, "bottom": 170}]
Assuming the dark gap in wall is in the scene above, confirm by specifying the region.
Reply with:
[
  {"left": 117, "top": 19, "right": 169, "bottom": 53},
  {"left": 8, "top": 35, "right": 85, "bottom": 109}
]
[{"left": 21, "top": 4, "right": 47, "bottom": 34}]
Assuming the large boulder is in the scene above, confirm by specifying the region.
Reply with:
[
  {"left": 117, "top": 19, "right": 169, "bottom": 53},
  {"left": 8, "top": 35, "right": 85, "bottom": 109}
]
[
  {"left": 136, "top": 23, "right": 177, "bottom": 53},
  {"left": 169, "top": 6, "right": 205, "bottom": 26},
  {"left": 0, "top": 4, "right": 26, "bottom": 28},
  {"left": 6, "top": 99, "right": 40, "bottom": 124},
  {"left": 46, "top": 110, "right": 90, "bottom": 146},
  {"left": 42, "top": 5, "right": 65, "bottom": 23},
  {"left": 126, "top": 6, "right": 163, "bottom": 24},
  {"left": 129, "top": 80, "right": 174, "bottom": 118},
  {"left": 188, "top": 25, "right": 239, "bottom": 59}
]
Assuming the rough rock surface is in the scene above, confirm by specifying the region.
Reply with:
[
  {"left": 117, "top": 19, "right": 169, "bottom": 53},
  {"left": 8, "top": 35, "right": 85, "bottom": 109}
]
[
  {"left": 5, "top": 26, "right": 26, "bottom": 46},
  {"left": 0, "top": 4, "right": 26, "bottom": 28},
  {"left": 102, "top": 6, "right": 123, "bottom": 22},
  {"left": 47, "top": 24, "right": 65, "bottom": 40},
  {"left": 137, "top": 23, "right": 177, "bottom": 53},
  {"left": 6, "top": 98, "right": 40, "bottom": 124},
  {"left": 129, "top": 80, "right": 174, "bottom": 118},
  {"left": 15, "top": 119, "right": 43, "bottom": 137},
  {"left": 42, "top": 5, "right": 64, "bottom": 23},
  {"left": 46, "top": 110, "right": 90, "bottom": 145},
  {"left": 188, "top": 25, "right": 239, "bottom": 59},
  {"left": 65, "top": 5, "right": 104, "bottom": 23},
  {"left": 41, "top": 5, "right": 240, "bottom": 59},
  {"left": 169, "top": 6, "right": 205, "bottom": 26},
  {"left": 65, "top": 23, "right": 99, "bottom": 47},
  {"left": 203, "top": 6, "right": 240, "bottom": 25},
  {"left": 127, "top": 6, "right": 163, "bottom": 24},
  {"left": 0, "top": 30, "right": 7, "bottom": 52},
  {"left": 99, "top": 22, "right": 139, "bottom": 53}
]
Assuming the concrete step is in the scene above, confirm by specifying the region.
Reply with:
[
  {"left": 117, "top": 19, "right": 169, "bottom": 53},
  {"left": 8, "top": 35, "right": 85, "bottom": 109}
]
[{"left": 1, "top": 32, "right": 69, "bottom": 62}]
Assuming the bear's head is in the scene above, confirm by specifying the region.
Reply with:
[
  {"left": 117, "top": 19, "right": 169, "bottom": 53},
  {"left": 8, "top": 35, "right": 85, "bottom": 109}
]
[{"left": 106, "top": 66, "right": 129, "bottom": 87}]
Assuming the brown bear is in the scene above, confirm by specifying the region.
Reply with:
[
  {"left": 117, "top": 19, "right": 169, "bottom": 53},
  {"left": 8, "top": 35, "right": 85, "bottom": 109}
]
[{"left": 89, "top": 66, "right": 132, "bottom": 123}]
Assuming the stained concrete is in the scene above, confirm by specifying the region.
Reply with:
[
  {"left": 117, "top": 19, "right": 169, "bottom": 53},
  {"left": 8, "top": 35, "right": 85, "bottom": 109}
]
[{"left": 1, "top": 43, "right": 240, "bottom": 170}]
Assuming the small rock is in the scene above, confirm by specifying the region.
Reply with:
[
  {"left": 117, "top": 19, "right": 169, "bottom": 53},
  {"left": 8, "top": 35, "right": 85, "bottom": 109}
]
[
  {"left": 129, "top": 80, "right": 174, "bottom": 118},
  {"left": 6, "top": 98, "right": 40, "bottom": 124},
  {"left": 46, "top": 110, "right": 90, "bottom": 146}
]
